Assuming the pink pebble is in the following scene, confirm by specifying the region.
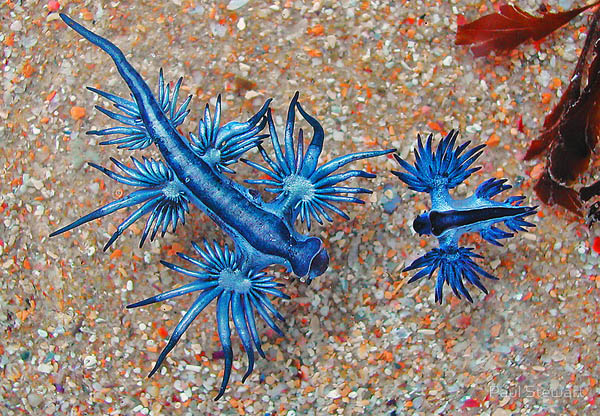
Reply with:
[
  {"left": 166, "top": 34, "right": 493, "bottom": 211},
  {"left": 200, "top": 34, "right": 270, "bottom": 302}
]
[{"left": 48, "top": 0, "right": 60, "bottom": 12}]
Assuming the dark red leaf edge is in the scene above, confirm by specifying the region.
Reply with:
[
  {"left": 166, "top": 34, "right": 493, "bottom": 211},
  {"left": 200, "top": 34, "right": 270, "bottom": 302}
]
[
  {"left": 456, "top": 2, "right": 600, "bottom": 57},
  {"left": 534, "top": 171, "right": 583, "bottom": 213},
  {"left": 581, "top": 179, "right": 600, "bottom": 201}
]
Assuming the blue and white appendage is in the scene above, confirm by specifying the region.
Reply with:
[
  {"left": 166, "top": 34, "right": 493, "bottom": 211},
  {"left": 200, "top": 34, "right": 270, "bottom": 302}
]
[
  {"left": 243, "top": 92, "right": 394, "bottom": 232},
  {"left": 127, "top": 241, "right": 288, "bottom": 400}
]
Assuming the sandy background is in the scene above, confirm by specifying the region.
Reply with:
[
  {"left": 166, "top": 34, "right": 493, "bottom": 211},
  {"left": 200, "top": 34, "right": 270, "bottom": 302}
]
[{"left": 1, "top": 0, "right": 599, "bottom": 415}]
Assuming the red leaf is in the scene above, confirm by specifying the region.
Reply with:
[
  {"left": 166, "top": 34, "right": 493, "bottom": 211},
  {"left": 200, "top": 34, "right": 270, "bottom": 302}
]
[
  {"left": 534, "top": 171, "right": 582, "bottom": 213},
  {"left": 456, "top": 2, "right": 600, "bottom": 57},
  {"left": 526, "top": 8, "right": 600, "bottom": 214},
  {"left": 581, "top": 180, "right": 600, "bottom": 202}
]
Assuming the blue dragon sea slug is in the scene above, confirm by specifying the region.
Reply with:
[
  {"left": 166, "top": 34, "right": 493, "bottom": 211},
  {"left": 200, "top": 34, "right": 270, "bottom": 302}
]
[
  {"left": 393, "top": 130, "right": 537, "bottom": 303},
  {"left": 52, "top": 14, "right": 393, "bottom": 399}
]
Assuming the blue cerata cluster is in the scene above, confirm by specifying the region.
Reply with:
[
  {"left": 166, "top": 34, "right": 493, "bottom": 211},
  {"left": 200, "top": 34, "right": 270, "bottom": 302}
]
[{"left": 53, "top": 14, "right": 537, "bottom": 400}]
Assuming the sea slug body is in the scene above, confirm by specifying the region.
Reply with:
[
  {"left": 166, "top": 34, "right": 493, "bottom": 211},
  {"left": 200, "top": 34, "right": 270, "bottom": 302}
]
[
  {"left": 393, "top": 130, "right": 537, "bottom": 303},
  {"left": 52, "top": 14, "right": 393, "bottom": 399}
]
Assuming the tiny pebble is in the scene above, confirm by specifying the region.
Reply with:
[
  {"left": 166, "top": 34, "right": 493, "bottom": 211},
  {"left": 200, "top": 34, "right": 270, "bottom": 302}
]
[
  {"left": 83, "top": 355, "right": 97, "bottom": 369},
  {"left": 327, "top": 389, "right": 341, "bottom": 399},
  {"left": 28, "top": 393, "right": 43, "bottom": 407},
  {"left": 186, "top": 364, "right": 202, "bottom": 372},
  {"left": 48, "top": 0, "right": 60, "bottom": 12},
  {"left": 227, "top": 0, "right": 249, "bottom": 10},
  {"left": 38, "top": 363, "right": 53, "bottom": 373},
  {"left": 70, "top": 106, "right": 86, "bottom": 120},
  {"left": 10, "top": 21, "right": 22, "bottom": 31},
  {"left": 413, "top": 396, "right": 424, "bottom": 409}
]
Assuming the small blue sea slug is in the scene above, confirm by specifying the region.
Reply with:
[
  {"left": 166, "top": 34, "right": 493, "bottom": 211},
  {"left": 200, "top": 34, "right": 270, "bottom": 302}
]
[
  {"left": 52, "top": 15, "right": 392, "bottom": 399},
  {"left": 393, "top": 130, "right": 537, "bottom": 303}
]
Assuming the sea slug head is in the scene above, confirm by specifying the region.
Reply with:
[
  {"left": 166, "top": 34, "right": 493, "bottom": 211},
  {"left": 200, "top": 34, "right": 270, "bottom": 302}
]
[
  {"left": 287, "top": 237, "right": 329, "bottom": 281},
  {"left": 413, "top": 212, "right": 432, "bottom": 235},
  {"left": 307, "top": 245, "right": 330, "bottom": 283}
]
